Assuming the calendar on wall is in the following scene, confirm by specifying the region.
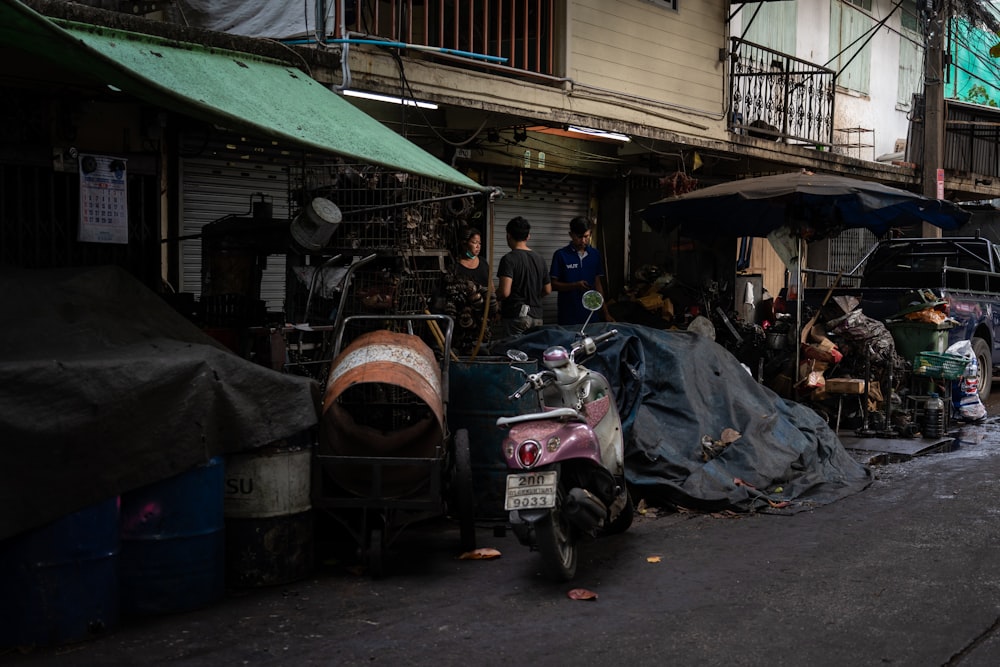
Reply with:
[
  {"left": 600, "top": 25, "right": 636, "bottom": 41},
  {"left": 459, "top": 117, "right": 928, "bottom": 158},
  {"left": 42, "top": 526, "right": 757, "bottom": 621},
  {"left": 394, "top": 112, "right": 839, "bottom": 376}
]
[{"left": 78, "top": 154, "right": 128, "bottom": 244}]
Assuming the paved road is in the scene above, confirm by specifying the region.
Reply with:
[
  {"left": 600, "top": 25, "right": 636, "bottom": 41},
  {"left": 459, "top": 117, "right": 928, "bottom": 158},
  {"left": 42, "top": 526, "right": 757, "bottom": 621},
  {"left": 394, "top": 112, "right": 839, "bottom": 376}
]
[{"left": 5, "top": 414, "right": 1000, "bottom": 666}]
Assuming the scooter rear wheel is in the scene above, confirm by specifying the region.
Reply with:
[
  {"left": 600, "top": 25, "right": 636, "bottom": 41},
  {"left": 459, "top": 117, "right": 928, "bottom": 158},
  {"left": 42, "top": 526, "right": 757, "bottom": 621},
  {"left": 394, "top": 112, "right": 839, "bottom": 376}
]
[
  {"left": 535, "top": 502, "right": 577, "bottom": 581},
  {"left": 605, "top": 489, "right": 634, "bottom": 535}
]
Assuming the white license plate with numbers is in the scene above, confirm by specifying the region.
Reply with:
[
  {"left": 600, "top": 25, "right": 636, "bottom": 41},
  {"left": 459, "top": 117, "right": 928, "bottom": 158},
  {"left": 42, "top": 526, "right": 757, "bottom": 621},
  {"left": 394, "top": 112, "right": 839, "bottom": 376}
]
[{"left": 504, "top": 471, "right": 557, "bottom": 510}]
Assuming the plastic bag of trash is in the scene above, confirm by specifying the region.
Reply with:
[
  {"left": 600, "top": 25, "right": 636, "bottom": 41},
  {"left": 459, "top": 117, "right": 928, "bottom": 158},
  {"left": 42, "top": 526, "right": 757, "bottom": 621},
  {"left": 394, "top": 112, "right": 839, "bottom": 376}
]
[{"left": 945, "top": 340, "right": 987, "bottom": 422}]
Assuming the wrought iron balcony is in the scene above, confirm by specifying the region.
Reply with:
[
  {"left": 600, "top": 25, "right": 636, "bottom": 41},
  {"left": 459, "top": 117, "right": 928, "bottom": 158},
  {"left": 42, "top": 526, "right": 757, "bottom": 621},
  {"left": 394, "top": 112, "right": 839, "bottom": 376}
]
[
  {"left": 332, "top": 0, "right": 557, "bottom": 78},
  {"left": 729, "top": 38, "right": 835, "bottom": 148}
]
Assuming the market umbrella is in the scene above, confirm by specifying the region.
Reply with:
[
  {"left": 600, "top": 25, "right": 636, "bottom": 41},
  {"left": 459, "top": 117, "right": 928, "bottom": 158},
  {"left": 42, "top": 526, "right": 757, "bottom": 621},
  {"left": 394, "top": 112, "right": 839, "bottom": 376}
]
[
  {"left": 638, "top": 171, "right": 972, "bottom": 241},
  {"left": 637, "top": 171, "right": 972, "bottom": 386}
]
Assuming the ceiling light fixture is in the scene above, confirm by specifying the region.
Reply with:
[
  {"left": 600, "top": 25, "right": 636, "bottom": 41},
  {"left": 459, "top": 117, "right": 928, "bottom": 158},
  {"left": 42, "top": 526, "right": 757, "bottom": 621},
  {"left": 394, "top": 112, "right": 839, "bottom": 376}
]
[
  {"left": 567, "top": 125, "right": 631, "bottom": 142},
  {"left": 342, "top": 89, "right": 438, "bottom": 109}
]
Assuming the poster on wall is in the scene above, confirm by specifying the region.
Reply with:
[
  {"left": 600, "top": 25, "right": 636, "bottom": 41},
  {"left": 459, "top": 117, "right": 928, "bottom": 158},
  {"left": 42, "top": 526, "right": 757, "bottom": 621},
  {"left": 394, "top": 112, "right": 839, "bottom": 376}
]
[{"left": 78, "top": 154, "right": 128, "bottom": 244}]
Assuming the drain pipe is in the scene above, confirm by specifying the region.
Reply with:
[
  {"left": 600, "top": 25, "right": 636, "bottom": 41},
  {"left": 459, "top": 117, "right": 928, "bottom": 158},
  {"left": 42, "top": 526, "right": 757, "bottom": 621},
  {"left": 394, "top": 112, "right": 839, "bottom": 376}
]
[{"left": 337, "top": 0, "right": 350, "bottom": 91}]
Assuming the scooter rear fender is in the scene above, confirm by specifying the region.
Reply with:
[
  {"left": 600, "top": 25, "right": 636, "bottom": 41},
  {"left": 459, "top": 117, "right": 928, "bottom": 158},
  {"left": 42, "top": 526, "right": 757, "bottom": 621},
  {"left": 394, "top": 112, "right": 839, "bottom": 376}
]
[{"left": 502, "top": 421, "right": 603, "bottom": 469}]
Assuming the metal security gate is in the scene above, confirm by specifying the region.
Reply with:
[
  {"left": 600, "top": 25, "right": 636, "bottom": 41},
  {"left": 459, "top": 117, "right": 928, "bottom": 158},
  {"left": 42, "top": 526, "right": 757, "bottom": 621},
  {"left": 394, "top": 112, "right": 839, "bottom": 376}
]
[
  {"left": 810, "top": 227, "right": 878, "bottom": 288},
  {"left": 179, "top": 135, "right": 292, "bottom": 312},
  {"left": 488, "top": 170, "right": 591, "bottom": 325}
]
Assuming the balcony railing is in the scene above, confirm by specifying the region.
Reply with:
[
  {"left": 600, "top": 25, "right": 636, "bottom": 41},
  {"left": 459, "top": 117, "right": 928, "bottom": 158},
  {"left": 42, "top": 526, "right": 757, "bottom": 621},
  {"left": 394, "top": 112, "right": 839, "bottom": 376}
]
[
  {"left": 329, "top": 0, "right": 557, "bottom": 77},
  {"left": 729, "top": 38, "right": 835, "bottom": 147}
]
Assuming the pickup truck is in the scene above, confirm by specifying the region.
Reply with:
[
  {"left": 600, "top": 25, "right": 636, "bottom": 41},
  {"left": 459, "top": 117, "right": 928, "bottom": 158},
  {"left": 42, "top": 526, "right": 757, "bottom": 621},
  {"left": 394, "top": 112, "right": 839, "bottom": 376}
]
[{"left": 805, "top": 236, "right": 1000, "bottom": 401}]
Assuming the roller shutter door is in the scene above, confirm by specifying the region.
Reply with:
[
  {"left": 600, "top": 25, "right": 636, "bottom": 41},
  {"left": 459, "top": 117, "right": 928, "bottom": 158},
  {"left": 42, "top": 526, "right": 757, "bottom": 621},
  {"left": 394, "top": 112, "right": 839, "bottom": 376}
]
[
  {"left": 180, "top": 138, "right": 291, "bottom": 312},
  {"left": 489, "top": 171, "right": 590, "bottom": 325}
]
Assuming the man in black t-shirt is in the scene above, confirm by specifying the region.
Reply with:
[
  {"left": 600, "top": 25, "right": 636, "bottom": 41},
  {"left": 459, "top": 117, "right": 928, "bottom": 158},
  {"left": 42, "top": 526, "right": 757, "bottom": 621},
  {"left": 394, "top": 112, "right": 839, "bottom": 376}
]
[{"left": 496, "top": 216, "right": 551, "bottom": 337}]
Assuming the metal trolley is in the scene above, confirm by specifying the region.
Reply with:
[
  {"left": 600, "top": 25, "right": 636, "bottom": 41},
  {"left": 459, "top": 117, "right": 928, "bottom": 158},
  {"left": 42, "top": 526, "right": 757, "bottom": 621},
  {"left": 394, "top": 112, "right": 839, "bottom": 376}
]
[{"left": 312, "top": 309, "right": 476, "bottom": 576}]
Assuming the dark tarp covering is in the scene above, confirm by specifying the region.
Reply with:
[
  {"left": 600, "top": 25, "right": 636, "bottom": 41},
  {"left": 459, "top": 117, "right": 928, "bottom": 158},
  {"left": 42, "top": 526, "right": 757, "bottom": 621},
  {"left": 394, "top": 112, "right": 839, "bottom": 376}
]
[
  {"left": 492, "top": 323, "right": 873, "bottom": 513},
  {"left": 0, "top": 266, "right": 320, "bottom": 541}
]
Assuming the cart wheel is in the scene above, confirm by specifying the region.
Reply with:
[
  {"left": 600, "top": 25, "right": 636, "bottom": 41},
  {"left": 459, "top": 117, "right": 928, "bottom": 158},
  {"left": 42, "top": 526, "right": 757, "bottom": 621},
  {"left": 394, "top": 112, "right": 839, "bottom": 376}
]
[
  {"left": 367, "top": 527, "right": 386, "bottom": 579},
  {"left": 453, "top": 429, "right": 477, "bottom": 551}
]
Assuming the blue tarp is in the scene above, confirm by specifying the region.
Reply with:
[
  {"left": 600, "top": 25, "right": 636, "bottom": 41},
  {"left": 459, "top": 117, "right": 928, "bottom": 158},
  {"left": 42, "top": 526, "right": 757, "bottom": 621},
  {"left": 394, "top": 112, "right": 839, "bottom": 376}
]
[{"left": 491, "top": 323, "right": 873, "bottom": 513}]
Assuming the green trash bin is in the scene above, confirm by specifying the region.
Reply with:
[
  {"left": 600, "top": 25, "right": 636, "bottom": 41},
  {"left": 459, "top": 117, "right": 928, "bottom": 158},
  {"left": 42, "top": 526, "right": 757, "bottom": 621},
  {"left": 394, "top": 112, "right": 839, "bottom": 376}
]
[{"left": 886, "top": 320, "right": 954, "bottom": 364}]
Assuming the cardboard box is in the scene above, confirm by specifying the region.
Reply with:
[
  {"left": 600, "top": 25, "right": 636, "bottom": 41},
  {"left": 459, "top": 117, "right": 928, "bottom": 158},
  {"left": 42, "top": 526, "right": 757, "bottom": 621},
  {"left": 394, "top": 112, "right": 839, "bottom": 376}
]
[{"left": 824, "top": 378, "right": 866, "bottom": 395}]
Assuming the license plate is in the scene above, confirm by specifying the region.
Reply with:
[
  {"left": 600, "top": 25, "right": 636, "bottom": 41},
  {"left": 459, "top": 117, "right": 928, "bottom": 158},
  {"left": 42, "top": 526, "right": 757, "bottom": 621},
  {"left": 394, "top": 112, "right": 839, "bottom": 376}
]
[{"left": 504, "top": 471, "right": 557, "bottom": 510}]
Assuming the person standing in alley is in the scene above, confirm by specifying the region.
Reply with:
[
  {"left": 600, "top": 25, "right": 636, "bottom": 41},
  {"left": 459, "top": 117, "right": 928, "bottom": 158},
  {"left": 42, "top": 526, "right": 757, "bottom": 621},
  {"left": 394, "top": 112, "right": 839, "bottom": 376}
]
[
  {"left": 550, "top": 216, "right": 614, "bottom": 326},
  {"left": 496, "top": 216, "right": 551, "bottom": 337}
]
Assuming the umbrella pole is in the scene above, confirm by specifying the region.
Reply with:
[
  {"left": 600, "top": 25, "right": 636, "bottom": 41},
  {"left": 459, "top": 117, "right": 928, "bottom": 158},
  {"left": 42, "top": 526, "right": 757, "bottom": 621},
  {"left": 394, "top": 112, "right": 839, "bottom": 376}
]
[{"left": 795, "top": 236, "right": 802, "bottom": 386}]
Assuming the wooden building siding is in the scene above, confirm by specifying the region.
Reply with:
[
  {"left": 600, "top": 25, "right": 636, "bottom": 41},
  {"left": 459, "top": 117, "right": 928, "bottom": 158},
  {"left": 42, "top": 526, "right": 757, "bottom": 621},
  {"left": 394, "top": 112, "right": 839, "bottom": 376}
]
[{"left": 568, "top": 0, "right": 726, "bottom": 110}]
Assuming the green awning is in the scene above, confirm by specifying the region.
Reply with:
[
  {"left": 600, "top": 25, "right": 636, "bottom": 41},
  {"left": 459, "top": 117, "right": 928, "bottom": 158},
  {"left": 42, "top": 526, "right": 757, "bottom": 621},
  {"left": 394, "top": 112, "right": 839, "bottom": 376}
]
[{"left": 1, "top": 1, "right": 485, "bottom": 192}]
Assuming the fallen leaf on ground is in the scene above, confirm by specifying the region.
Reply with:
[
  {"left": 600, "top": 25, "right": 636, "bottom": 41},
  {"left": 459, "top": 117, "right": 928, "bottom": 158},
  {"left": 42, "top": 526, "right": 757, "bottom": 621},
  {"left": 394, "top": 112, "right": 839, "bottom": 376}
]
[
  {"left": 458, "top": 547, "right": 502, "bottom": 560},
  {"left": 567, "top": 588, "right": 598, "bottom": 600},
  {"left": 646, "top": 555, "right": 662, "bottom": 563},
  {"left": 720, "top": 428, "right": 742, "bottom": 444}
]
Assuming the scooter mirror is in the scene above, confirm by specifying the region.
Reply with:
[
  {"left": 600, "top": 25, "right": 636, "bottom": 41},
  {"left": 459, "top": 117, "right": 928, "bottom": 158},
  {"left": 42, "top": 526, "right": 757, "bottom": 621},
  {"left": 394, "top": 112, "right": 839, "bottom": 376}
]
[
  {"left": 582, "top": 290, "right": 604, "bottom": 312},
  {"left": 506, "top": 349, "right": 530, "bottom": 363}
]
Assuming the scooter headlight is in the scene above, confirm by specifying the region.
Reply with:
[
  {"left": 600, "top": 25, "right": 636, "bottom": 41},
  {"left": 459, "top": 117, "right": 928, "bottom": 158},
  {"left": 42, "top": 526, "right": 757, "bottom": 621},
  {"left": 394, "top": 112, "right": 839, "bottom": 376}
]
[{"left": 517, "top": 440, "right": 542, "bottom": 468}]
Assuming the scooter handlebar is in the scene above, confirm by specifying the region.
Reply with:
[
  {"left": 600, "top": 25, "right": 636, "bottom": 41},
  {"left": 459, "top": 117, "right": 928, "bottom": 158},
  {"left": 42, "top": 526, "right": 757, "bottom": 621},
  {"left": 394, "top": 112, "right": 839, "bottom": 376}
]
[
  {"left": 591, "top": 329, "right": 619, "bottom": 347},
  {"left": 572, "top": 328, "right": 619, "bottom": 359},
  {"left": 509, "top": 370, "right": 556, "bottom": 400},
  {"left": 508, "top": 381, "right": 532, "bottom": 401}
]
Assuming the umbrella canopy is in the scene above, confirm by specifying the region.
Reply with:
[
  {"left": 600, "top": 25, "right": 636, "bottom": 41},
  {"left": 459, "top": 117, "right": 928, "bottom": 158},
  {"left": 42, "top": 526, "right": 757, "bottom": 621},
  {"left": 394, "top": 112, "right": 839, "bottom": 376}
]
[{"left": 638, "top": 172, "right": 972, "bottom": 240}]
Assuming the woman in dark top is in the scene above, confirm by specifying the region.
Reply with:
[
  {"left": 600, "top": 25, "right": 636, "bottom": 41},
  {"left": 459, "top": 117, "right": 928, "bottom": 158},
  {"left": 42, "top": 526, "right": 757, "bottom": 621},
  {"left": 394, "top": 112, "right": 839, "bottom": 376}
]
[
  {"left": 455, "top": 227, "right": 490, "bottom": 286},
  {"left": 447, "top": 227, "right": 497, "bottom": 355}
]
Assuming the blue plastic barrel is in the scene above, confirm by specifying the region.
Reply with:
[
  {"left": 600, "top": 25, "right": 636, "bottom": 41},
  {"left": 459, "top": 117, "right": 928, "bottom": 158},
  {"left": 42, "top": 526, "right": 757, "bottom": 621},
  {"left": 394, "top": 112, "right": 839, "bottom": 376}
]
[
  {"left": 448, "top": 357, "right": 538, "bottom": 519},
  {"left": 119, "top": 457, "right": 225, "bottom": 616},
  {"left": 0, "top": 498, "right": 119, "bottom": 648}
]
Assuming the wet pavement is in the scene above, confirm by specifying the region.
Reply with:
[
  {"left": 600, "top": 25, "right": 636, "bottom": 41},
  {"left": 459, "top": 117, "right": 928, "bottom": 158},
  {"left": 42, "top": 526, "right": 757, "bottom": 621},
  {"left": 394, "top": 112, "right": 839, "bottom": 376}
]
[{"left": 4, "top": 393, "right": 1000, "bottom": 666}]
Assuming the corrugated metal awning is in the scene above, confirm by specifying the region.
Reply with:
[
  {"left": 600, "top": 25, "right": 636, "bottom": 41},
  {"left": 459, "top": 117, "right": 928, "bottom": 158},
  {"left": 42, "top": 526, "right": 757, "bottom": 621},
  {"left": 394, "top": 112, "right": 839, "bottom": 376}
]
[{"left": 1, "top": 1, "right": 485, "bottom": 192}]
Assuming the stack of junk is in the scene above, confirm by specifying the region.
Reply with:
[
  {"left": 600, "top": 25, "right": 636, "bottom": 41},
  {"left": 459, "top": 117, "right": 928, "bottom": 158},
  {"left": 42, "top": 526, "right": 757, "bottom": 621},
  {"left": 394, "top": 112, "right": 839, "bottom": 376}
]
[{"left": 797, "top": 289, "right": 984, "bottom": 437}]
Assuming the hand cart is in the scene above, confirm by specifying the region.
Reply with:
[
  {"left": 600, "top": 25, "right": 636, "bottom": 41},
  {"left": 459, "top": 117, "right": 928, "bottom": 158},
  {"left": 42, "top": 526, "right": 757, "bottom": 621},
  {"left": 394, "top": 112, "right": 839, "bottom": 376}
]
[{"left": 312, "top": 312, "right": 476, "bottom": 576}]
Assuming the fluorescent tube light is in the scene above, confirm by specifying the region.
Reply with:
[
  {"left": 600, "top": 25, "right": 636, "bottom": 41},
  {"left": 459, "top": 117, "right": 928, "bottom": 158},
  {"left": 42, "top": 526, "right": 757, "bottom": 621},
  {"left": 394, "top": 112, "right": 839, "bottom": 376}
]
[
  {"left": 343, "top": 89, "right": 438, "bottom": 109},
  {"left": 567, "top": 125, "right": 630, "bottom": 142}
]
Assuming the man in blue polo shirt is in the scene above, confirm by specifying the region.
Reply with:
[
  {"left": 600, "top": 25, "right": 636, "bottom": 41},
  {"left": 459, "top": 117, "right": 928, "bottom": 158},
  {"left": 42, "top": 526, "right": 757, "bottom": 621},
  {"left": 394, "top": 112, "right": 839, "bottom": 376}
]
[{"left": 550, "top": 216, "right": 614, "bottom": 326}]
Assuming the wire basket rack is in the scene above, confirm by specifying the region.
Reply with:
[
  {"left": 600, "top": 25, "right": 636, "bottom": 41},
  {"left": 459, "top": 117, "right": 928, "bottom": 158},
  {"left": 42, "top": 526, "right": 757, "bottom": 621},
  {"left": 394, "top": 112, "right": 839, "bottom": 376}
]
[
  {"left": 290, "top": 161, "right": 472, "bottom": 252},
  {"left": 335, "top": 255, "right": 449, "bottom": 352}
]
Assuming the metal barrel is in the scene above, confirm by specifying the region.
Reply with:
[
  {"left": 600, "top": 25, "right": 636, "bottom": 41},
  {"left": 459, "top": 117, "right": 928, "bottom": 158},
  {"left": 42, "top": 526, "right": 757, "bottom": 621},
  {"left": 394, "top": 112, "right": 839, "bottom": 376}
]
[
  {"left": 224, "top": 433, "right": 315, "bottom": 587},
  {"left": 319, "top": 329, "right": 445, "bottom": 498},
  {"left": 290, "top": 197, "right": 342, "bottom": 252},
  {"left": 0, "top": 498, "right": 119, "bottom": 649},
  {"left": 448, "top": 357, "right": 538, "bottom": 520},
  {"left": 119, "top": 457, "right": 225, "bottom": 616}
]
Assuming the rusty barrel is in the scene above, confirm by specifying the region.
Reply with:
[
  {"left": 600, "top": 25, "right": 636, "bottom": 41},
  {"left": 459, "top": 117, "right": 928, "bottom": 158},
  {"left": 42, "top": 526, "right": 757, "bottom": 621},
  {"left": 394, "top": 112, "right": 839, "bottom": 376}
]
[
  {"left": 320, "top": 329, "right": 444, "bottom": 498},
  {"left": 224, "top": 433, "right": 314, "bottom": 587}
]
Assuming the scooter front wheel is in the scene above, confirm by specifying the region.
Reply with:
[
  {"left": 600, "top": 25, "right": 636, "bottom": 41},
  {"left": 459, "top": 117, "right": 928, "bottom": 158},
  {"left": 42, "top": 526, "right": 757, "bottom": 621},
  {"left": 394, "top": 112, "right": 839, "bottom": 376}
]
[{"left": 535, "top": 503, "right": 578, "bottom": 581}]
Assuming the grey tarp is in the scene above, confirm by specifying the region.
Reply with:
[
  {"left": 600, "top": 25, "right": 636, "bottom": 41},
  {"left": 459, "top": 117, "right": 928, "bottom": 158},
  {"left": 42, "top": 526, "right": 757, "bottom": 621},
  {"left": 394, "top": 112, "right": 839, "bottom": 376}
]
[
  {"left": 0, "top": 266, "right": 320, "bottom": 541},
  {"left": 491, "top": 323, "right": 873, "bottom": 513}
]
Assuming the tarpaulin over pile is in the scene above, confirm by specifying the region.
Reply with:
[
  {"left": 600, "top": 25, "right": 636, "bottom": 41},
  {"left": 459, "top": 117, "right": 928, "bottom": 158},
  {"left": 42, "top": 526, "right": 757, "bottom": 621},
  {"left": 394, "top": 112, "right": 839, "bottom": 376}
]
[
  {"left": 0, "top": 266, "right": 320, "bottom": 541},
  {"left": 492, "top": 323, "right": 872, "bottom": 513}
]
